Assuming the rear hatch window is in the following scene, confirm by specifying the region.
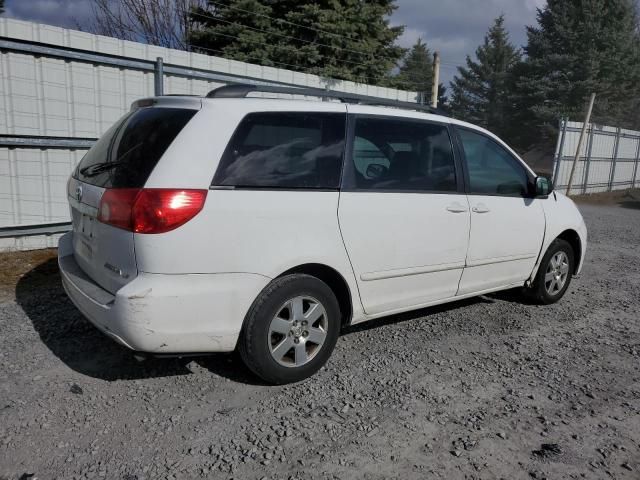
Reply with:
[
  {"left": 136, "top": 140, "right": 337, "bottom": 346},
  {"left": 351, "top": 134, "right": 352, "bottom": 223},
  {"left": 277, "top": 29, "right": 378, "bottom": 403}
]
[{"left": 74, "top": 107, "right": 197, "bottom": 187}]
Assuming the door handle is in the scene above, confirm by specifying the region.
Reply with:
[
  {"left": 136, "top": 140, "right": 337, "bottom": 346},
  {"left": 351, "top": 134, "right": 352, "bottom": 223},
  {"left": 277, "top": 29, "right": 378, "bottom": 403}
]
[
  {"left": 446, "top": 202, "right": 468, "bottom": 213},
  {"left": 472, "top": 203, "right": 490, "bottom": 213}
]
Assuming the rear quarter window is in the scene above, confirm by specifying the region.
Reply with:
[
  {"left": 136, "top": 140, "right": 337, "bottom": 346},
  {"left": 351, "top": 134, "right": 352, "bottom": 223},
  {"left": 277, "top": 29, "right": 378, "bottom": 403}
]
[
  {"left": 74, "top": 107, "right": 197, "bottom": 188},
  {"left": 212, "top": 112, "right": 346, "bottom": 189}
]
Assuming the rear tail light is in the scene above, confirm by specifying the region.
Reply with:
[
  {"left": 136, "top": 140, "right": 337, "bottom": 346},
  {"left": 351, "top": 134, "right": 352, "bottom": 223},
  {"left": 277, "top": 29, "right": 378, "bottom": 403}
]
[
  {"left": 98, "top": 188, "right": 140, "bottom": 231},
  {"left": 98, "top": 188, "right": 207, "bottom": 234},
  {"left": 132, "top": 189, "right": 207, "bottom": 233}
]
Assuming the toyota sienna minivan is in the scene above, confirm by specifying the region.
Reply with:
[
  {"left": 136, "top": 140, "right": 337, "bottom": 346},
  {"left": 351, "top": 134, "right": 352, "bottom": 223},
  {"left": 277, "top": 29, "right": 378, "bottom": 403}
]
[{"left": 59, "top": 84, "right": 587, "bottom": 384}]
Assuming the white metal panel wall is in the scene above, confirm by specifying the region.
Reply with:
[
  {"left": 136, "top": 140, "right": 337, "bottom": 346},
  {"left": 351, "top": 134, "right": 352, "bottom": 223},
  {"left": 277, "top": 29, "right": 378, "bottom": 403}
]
[
  {"left": 0, "top": 18, "right": 417, "bottom": 250},
  {"left": 0, "top": 148, "right": 84, "bottom": 250},
  {"left": 0, "top": 19, "right": 415, "bottom": 136},
  {"left": 553, "top": 120, "right": 640, "bottom": 195}
]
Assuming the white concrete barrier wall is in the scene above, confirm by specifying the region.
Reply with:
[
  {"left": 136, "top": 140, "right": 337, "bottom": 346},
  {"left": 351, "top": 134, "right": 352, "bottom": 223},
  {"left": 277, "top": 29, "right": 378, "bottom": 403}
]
[
  {"left": 0, "top": 18, "right": 417, "bottom": 250},
  {"left": 553, "top": 120, "right": 640, "bottom": 195}
]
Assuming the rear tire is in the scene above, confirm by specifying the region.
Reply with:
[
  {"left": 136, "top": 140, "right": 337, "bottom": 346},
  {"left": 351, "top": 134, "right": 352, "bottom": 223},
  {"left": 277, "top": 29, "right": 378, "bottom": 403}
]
[
  {"left": 528, "top": 239, "right": 574, "bottom": 304},
  {"left": 238, "top": 274, "right": 340, "bottom": 384}
]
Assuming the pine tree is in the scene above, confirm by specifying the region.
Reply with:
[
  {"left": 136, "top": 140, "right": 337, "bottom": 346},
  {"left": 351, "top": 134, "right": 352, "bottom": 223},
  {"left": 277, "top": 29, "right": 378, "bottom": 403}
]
[
  {"left": 449, "top": 15, "right": 522, "bottom": 139},
  {"left": 390, "top": 38, "right": 433, "bottom": 97},
  {"left": 188, "top": 0, "right": 405, "bottom": 84},
  {"left": 514, "top": 0, "right": 640, "bottom": 148},
  {"left": 388, "top": 39, "right": 449, "bottom": 107},
  {"left": 0, "top": 0, "right": 4, "bottom": 15}
]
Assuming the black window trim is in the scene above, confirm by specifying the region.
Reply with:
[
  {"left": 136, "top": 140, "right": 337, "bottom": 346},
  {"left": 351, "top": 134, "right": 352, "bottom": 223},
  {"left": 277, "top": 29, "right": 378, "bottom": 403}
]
[
  {"left": 452, "top": 125, "right": 536, "bottom": 198},
  {"left": 209, "top": 110, "right": 349, "bottom": 192},
  {"left": 340, "top": 113, "right": 465, "bottom": 195}
]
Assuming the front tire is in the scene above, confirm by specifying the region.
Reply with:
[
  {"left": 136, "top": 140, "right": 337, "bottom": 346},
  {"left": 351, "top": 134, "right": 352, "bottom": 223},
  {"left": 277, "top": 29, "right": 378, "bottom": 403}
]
[
  {"left": 529, "top": 239, "right": 574, "bottom": 304},
  {"left": 238, "top": 274, "right": 341, "bottom": 384}
]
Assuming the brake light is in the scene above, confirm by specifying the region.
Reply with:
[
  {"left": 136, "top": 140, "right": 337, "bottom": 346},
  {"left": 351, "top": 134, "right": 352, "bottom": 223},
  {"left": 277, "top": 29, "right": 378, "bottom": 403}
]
[
  {"left": 98, "top": 188, "right": 207, "bottom": 234},
  {"left": 132, "top": 189, "right": 207, "bottom": 233},
  {"left": 98, "top": 188, "right": 140, "bottom": 231}
]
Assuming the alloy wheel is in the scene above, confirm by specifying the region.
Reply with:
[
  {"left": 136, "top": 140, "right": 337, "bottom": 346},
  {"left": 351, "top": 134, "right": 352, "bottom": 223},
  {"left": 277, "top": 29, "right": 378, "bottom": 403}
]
[
  {"left": 268, "top": 296, "right": 328, "bottom": 367},
  {"left": 544, "top": 251, "right": 570, "bottom": 296}
]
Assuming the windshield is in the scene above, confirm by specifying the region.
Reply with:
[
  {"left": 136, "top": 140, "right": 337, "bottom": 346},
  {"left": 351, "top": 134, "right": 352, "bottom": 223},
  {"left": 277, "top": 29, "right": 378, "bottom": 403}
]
[{"left": 74, "top": 107, "right": 197, "bottom": 188}]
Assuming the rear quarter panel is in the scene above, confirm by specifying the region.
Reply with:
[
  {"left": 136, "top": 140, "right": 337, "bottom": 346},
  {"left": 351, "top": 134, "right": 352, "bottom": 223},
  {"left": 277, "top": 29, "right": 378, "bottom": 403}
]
[
  {"left": 136, "top": 100, "right": 363, "bottom": 320},
  {"left": 133, "top": 190, "right": 363, "bottom": 317},
  {"left": 133, "top": 190, "right": 352, "bottom": 275}
]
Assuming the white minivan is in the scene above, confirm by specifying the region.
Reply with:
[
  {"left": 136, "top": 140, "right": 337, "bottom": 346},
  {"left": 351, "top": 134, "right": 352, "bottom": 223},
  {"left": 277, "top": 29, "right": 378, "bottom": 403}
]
[{"left": 59, "top": 85, "right": 587, "bottom": 384}]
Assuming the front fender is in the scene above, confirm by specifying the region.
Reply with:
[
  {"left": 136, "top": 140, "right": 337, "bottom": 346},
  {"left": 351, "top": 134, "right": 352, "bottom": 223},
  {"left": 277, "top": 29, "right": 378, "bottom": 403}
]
[{"left": 528, "top": 192, "right": 587, "bottom": 283}]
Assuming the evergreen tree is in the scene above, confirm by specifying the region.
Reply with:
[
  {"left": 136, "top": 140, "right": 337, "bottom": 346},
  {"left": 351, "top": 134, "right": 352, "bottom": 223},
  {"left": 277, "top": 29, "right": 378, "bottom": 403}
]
[
  {"left": 391, "top": 38, "right": 433, "bottom": 95},
  {"left": 0, "top": 0, "right": 4, "bottom": 15},
  {"left": 388, "top": 39, "right": 449, "bottom": 107},
  {"left": 449, "top": 15, "right": 522, "bottom": 139},
  {"left": 189, "top": 0, "right": 405, "bottom": 84},
  {"left": 515, "top": 0, "right": 640, "bottom": 148}
]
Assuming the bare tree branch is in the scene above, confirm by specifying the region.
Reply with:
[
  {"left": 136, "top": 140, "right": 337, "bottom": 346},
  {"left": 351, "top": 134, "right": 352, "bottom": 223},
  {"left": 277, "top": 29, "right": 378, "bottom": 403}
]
[{"left": 85, "top": 0, "right": 205, "bottom": 50}]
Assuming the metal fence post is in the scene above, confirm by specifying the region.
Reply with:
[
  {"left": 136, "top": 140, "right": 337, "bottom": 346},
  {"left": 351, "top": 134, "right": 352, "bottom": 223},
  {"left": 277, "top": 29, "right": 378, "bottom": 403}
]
[
  {"left": 154, "top": 57, "right": 164, "bottom": 96},
  {"left": 581, "top": 123, "right": 595, "bottom": 194},
  {"left": 609, "top": 127, "right": 621, "bottom": 191},
  {"left": 553, "top": 118, "right": 567, "bottom": 184},
  {"left": 632, "top": 136, "right": 640, "bottom": 189}
]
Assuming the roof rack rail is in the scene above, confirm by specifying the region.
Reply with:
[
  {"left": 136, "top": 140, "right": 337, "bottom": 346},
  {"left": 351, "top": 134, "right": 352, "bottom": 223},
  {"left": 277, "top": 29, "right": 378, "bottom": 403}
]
[{"left": 205, "top": 84, "right": 448, "bottom": 116}]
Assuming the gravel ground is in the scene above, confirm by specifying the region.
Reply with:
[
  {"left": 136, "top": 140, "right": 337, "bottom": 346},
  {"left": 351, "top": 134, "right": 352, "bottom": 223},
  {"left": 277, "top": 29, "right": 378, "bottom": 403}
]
[{"left": 1, "top": 201, "right": 639, "bottom": 480}]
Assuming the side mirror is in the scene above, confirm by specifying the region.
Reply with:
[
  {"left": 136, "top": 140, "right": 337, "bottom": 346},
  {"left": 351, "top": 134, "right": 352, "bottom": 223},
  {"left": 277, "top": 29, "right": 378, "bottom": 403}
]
[{"left": 534, "top": 176, "right": 553, "bottom": 197}]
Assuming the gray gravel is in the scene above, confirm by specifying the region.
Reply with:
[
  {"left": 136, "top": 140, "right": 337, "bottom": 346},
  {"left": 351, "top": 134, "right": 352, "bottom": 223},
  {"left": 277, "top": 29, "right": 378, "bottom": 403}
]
[{"left": 1, "top": 202, "right": 639, "bottom": 480}]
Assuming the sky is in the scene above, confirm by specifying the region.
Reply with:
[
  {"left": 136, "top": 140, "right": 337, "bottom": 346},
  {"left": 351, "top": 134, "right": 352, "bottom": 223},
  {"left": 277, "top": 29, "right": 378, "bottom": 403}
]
[
  {"left": 392, "top": 0, "right": 545, "bottom": 83},
  {"left": 2, "top": 0, "right": 545, "bottom": 85}
]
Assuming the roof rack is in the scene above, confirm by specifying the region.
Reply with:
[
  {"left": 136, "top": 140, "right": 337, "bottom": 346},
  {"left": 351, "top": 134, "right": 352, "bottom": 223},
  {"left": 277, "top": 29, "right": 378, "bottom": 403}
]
[{"left": 205, "top": 84, "right": 448, "bottom": 116}]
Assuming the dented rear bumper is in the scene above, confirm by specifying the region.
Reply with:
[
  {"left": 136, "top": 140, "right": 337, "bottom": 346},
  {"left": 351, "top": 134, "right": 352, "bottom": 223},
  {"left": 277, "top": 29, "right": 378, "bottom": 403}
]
[{"left": 58, "top": 232, "right": 270, "bottom": 354}]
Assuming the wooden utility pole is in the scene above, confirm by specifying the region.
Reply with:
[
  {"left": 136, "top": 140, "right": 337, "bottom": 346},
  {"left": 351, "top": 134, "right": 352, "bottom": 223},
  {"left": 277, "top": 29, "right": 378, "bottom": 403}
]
[
  {"left": 566, "top": 93, "right": 596, "bottom": 195},
  {"left": 431, "top": 51, "right": 440, "bottom": 108}
]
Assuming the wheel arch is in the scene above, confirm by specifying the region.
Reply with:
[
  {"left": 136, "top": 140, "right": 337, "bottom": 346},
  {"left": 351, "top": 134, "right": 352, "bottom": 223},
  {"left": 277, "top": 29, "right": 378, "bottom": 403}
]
[
  {"left": 278, "top": 263, "right": 353, "bottom": 328},
  {"left": 556, "top": 229, "right": 582, "bottom": 274},
  {"left": 528, "top": 227, "right": 584, "bottom": 285}
]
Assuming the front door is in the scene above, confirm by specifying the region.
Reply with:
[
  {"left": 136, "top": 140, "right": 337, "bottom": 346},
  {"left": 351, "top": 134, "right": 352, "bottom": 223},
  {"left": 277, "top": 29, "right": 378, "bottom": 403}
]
[
  {"left": 455, "top": 127, "right": 545, "bottom": 295},
  {"left": 338, "top": 114, "right": 470, "bottom": 315}
]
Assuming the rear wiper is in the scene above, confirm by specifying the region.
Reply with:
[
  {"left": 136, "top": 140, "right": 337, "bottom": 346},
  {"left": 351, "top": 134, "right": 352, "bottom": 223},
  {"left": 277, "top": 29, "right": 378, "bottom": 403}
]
[
  {"left": 79, "top": 142, "right": 144, "bottom": 177},
  {"left": 79, "top": 161, "right": 127, "bottom": 177}
]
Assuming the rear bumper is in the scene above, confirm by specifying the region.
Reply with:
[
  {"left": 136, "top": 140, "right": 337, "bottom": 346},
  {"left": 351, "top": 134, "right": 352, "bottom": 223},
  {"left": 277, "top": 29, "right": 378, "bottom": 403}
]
[{"left": 58, "top": 232, "right": 270, "bottom": 353}]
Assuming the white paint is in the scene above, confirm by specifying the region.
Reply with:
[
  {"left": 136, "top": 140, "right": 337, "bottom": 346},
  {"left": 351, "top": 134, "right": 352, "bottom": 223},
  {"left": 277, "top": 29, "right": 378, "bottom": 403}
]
[
  {"left": 59, "top": 231, "right": 269, "bottom": 353},
  {"left": 458, "top": 196, "right": 545, "bottom": 294},
  {"left": 338, "top": 192, "right": 470, "bottom": 315},
  {"left": 56, "top": 97, "right": 587, "bottom": 355}
]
